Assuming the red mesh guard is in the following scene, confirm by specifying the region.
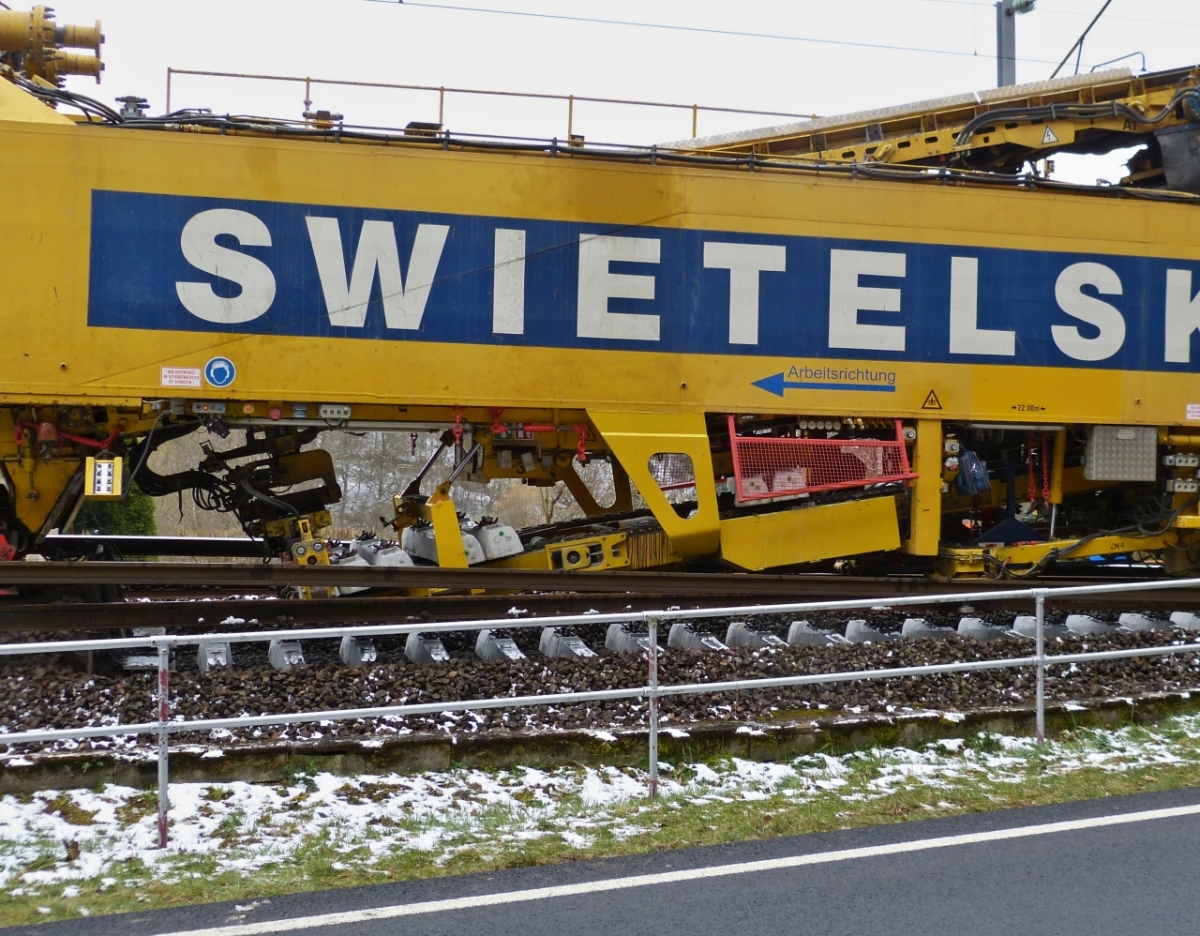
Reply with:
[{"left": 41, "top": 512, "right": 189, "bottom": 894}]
[{"left": 727, "top": 416, "right": 916, "bottom": 502}]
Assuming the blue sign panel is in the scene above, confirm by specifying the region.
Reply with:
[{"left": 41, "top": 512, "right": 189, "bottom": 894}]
[
  {"left": 204, "top": 356, "right": 236, "bottom": 388},
  {"left": 86, "top": 190, "right": 1200, "bottom": 374}
]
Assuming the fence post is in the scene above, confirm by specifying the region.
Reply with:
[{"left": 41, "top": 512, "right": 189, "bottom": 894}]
[
  {"left": 647, "top": 616, "right": 659, "bottom": 798},
  {"left": 156, "top": 643, "right": 170, "bottom": 849},
  {"left": 1034, "top": 589, "right": 1046, "bottom": 744}
]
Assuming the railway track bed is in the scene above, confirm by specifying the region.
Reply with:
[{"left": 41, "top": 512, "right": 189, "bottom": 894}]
[{"left": 4, "top": 617, "right": 1200, "bottom": 758}]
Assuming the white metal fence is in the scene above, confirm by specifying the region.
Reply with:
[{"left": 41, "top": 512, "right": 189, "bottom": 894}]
[{"left": 3, "top": 577, "right": 1200, "bottom": 847}]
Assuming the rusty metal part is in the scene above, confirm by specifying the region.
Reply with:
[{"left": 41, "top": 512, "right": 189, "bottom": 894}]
[
  {"left": 2, "top": 579, "right": 1197, "bottom": 634},
  {"left": 41, "top": 535, "right": 268, "bottom": 559},
  {"left": 0, "top": 593, "right": 775, "bottom": 632},
  {"left": 0, "top": 561, "right": 1166, "bottom": 594}
]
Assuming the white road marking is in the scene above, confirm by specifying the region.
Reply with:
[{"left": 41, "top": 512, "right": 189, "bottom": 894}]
[{"left": 153, "top": 802, "right": 1200, "bottom": 936}]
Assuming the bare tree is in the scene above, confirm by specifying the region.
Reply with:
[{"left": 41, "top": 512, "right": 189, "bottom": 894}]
[{"left": 141, "top": 429, "right": 648, "bottom": 541}]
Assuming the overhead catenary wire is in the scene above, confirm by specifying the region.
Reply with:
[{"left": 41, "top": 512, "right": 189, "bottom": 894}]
[
  {"left": 905, "top": 0, "right": 1198, "bottom": 29},
  {"left": 1050, "top": 0, "right": 1116, "bottom": 79},
  {"left": 363, "top": 0, "right": 1074, "bottom": 68}
]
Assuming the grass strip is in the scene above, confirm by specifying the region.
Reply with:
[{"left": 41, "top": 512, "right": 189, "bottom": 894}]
[{"left": 3, "top": 718, "right": 1200, "bottom": 926}]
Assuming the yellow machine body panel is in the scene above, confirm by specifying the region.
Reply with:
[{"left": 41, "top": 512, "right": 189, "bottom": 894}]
[
  {"left": 0, "top": 76, "right": 73, "bottom": 124},
  {"left": 0, "top": 117, "right": 1198, "bottom": 427},
  {"left": 720, "top": 496, "right": 901, "bottom": 571}
]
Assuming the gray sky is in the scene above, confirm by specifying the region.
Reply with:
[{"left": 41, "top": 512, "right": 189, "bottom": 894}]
[{"left": 42, "top": 0, "right": 1200, "bottom": 184}]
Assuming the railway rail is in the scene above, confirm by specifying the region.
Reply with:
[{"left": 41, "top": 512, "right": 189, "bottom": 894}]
[
  {"left": 40, "top": 535, "right": 270, "bottom": 560},
  {"left": 0, "top": 561, "right": 1173, "bottom": 592},
  {"left": 0, "top": 563, "right": 1197, "bottom": 633}
]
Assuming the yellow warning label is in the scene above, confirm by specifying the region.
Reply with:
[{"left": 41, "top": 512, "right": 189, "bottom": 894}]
[
  {"left": 1042, "top": 126, "right": 1059, "bottom": 145},
  {"left": 922, "top": 389, "right": 943, "bottom": 410}
]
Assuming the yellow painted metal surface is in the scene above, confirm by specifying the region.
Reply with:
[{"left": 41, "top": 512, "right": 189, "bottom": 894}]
[
  {"left": 0, "top": 76, "right": 71, "bottom": 123},
  {"left": 428, "top": 498, "right": 469, "bottom": 569},
  {"left": 0, "top": 117, "right": 1197, "bottom": 425},
  {"left": 719, "top": 496, "right": 900, "bottom": 571},
  {"left": 1049, "top": 429, "right": 1067, "bottom": 505},
  {"left": 8, "top": 457, "right": 79, "bottom": 533},
  {"left": 903, "top": 419, "right": 942, "bottom": 556},
  {"left": 489, "top": 531, "right": 631, "bottom": 571},
  {"left": 677, "top": 66, "right": 1192, "bottom": 178},
  {"left": 588, "top": 410, "right": 720, "bottom": 558},
  {"left": 0, "top": 6, "right": 102, "bottom": 84},
  {"left": 291, "top": 514, "right": 333, "bottom": 600},
  {"left": 939, "top": 532, "right": 1175, "bottom": 576}
]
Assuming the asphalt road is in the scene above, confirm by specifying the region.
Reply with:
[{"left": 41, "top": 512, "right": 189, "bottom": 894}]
[{"left": 8, "top": 786, "right": 1200, "bottom": 936}]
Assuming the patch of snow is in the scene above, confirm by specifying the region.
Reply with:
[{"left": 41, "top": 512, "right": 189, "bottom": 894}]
[{"left": 5, "top": 714, "right": 1200, "bottom": 897}]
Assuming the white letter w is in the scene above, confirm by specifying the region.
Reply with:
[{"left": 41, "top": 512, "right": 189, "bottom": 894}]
[{"left": 305, "top": 217, "right": 449, "bottom": 329}]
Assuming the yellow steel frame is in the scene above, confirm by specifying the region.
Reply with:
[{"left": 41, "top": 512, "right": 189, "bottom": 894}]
[
  {"left": 487, "top": 530, "right": 631, "bottom": 572},
  {"left": 684, "top": 67, "right": 1197, "bottom": 172},
  {"left": 720, "top": 496, "right": 901, "bottom": 571},
  {"left": 904, "top": 419, "right": 942, "bottom": 557},
  {"left": 588, "top": 411, "right": 720, "bottom": 559},
  {"left": 938, "top": 532, "right": 1176, "bottom": 577}
]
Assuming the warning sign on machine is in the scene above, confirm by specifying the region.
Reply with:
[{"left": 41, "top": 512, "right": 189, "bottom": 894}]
[{"left": 161, "top": 367, "right": 202, "bottom": 388}]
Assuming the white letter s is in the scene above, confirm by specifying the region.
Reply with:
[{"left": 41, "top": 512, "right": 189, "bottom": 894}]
[
  {"left": 176, "top": 209, "right": 275, "bottom": 324},
  {"left": 1051, "top": 262, "right": 1125, "bottom": 361}
]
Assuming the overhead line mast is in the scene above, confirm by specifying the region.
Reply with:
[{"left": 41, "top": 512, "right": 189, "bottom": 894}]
[{"left": 996, "top": 0, "right": 1037, "bottom": 87}]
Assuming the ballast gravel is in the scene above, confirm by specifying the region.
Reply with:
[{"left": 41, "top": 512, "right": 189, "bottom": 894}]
[{"left": 2, "top": 608, "right": 1200, "bottom": 753}]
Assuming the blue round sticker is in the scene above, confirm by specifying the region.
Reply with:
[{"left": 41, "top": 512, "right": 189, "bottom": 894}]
[{"left": 204, "top": 357, "right": 236, "bottom": 388}]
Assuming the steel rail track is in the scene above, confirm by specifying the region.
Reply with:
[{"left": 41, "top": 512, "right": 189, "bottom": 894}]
[
  {"left": 0, "top": 561, "right": 1171, "bottom": 593},
  {"left": 2, "top": 574, "right": 1198, "bottom": 634},
  {"left": 0, "top": 592, "right": 786, "bottom": 632},
  {"left": 40, "top": 535, "right": 268, "bottom": 559}
]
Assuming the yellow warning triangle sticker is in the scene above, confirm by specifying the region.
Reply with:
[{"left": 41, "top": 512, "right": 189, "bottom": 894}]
[
  {"left": 1042, "top": 126, "right": 1059, "bottom": 145},
  {"left": 922, "top": 389, "right": 943, "bottom": 410}
]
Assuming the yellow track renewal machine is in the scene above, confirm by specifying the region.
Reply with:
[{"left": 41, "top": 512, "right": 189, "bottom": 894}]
[{"left": 4, "top": 4, "right": 1200, "bottom": 581}]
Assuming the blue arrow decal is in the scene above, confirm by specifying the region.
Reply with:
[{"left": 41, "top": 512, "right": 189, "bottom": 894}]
[
  {"left": 753, "top": 373, "right": 897, "bottom": 396},
  {"left": 751, "top": 373, "right": 786, "bottom": 396}
]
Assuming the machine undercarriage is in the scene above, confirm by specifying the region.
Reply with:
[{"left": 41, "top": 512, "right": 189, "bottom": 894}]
[{"left": 5, "top": 403, "right": 1199, "bottom": 586}]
